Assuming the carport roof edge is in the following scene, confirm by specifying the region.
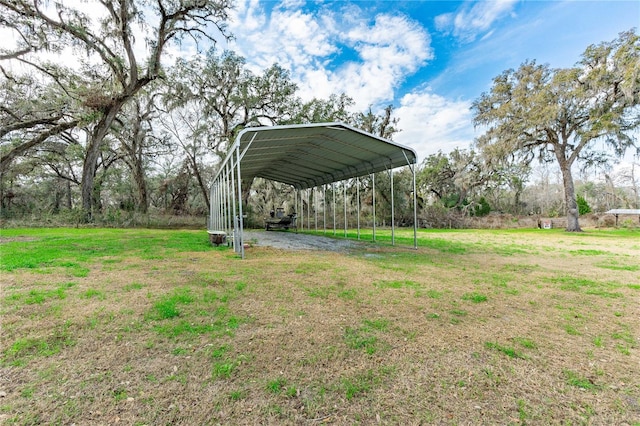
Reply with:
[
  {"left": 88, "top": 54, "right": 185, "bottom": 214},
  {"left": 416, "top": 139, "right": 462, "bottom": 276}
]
[{"left": 215, "top": 122, "right": 418, "bottom": 189}]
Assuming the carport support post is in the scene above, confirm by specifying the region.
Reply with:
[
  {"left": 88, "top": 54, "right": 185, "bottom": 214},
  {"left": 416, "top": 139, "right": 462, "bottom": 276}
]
[
  {"left": 215, "top": 172, "right": 220, "bottom": 232},
  {"left": 323, "top": 185, "right": 327, "bottom": 234},
  {"left": 307, "top": 189, "right": 311, "bottom": 230},
  {"left": 314, "top": 187, "right": 318, "bottom": 232},
  {"left": 214, "top": 183, "right": 218, "bottom": 230},
  {"left": 221, "top": 181, "right": 226, "bottom": 232},
  {"left": 356, "top": 177, "right": 361, "bottom": 240},
  {"left": 216, "top": 185, "right": 220, "bottom": 231},
  {"left": 412, "top": 164, "right": 418, "bottom": 249},
  {"left": 343, "top": 181, "right": 347, "bottom": 237},
  {"left": 294, "top": 189, "right": 298, "bottom": 227},
  {"left": 221, "top": 181, "right": 225, "bottom": 232},
  {"left": 235, "top": 145, "right": 244, "bottom": 259},
  {"left": 217, "top": 173, "right": 222, "bottom": 235},
  {"left": 230, "top": 153, "right": 237, "bottom": 249},
  {"left": 207, "top": 184, "right": 215, "bottom": 231},
  {"left": 214, "top": 184, "right": 219, "bottom": 231},
  {"left": 390, "top": 168, "right": 395, "bottom": 246},
  {"left": 215, "top": 184, "right": 221, "bottom": 231},
  {"left": 226, "top": 162, "right": 232, "bottom": 239},
  {"left": 332, "top": 182, "right": 336, "bottom": 236},
  {"left": 372, "top": 173, "right": 376, "bottom": 242},
  {"left": 209, "top": 184, "right": 214, "bottom": 230},
  {"left": 298, "top": 189, "right": 303, "bottom": 231}
]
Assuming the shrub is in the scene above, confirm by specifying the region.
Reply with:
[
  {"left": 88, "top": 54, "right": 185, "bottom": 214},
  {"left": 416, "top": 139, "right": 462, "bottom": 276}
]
[
  {"left": 472, "top": 197, "right": 491, "bottom": 217},
  {"left": 577, "top": 195, "right": 591, "bottom": 215}
]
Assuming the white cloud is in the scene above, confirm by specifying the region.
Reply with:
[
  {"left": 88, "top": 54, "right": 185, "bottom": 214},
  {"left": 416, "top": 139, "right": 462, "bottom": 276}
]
[
  {"left": 230, "top": 0, "right": 267, "bottom": 32},
  {"left": 228, "top": 2, "right": 432, "bottom": 110},
  {"left": 229, "top": 1, "right": 337, "bottom": 72},
  {"left": 435, "top": 0, "right": 518, "bottom": 42},
  {"left": 394, "top": 89, "right": 476, "bottom": 161},
  {"left": 347, "top": 14, "right": 432, "bottom": 72}
]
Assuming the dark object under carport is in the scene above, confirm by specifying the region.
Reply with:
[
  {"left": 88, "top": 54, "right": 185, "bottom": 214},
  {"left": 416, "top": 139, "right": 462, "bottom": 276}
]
[{"left": 265, "top": 208, "right": 297, "bottom": 232}]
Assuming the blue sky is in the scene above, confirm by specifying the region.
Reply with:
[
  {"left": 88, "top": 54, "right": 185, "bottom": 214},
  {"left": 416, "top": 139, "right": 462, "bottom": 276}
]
[{"left": 221, "top": 0, "right": 639, "bottom": 162}]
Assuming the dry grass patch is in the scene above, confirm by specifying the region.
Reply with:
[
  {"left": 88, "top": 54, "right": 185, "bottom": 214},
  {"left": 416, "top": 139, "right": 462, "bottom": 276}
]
[{"left": 0, "top": 227, "right": 638, "bottom": 424}]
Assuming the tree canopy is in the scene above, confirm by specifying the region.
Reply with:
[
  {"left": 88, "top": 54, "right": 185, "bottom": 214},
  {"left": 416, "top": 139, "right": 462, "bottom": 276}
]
[
  {"left": 473, "top": 29, "right": 640, "bottom": 231},
  {"left": 0, "top": 0, "right": 232, "bottom": 220}
]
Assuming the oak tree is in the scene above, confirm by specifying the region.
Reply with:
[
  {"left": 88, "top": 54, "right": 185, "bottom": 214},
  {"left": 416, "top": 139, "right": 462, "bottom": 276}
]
[
  {"left": 473, "top": 30, "right": 640, "bottom": 231},
  {"left": 1, "top": 0, "right": 232, "bottom": 220}
]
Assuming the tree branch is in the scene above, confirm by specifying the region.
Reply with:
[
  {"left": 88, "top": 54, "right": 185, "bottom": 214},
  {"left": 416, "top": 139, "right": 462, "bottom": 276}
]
[
  {"left": 1, "top": 119, "right": 79, "bottom": 172},
  {"left": 0, "top": 115, "right": 64, "bottom": 139}
]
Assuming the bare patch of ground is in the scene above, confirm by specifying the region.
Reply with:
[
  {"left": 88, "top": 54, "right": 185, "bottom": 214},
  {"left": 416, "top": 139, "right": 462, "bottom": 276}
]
[
  {"left": 244, "top": 229, "right": 363, "bottom": 252},
  {"left": 0, "top": 236, "right": 38, "bottom": 244}
]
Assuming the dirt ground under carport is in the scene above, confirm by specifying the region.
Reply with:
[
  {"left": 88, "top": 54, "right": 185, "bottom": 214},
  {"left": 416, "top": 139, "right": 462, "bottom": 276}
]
[{"left": 243, "top": 229, "right": 362, "bottom": 252}]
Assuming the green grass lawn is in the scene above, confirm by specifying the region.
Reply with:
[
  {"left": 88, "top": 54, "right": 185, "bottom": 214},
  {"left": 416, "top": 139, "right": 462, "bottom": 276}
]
[{"left": 1, "top": 227, "right": 639, "bottom": 425}]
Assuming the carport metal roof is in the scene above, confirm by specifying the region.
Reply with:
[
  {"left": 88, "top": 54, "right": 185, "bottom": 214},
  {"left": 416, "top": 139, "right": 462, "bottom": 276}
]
[{"left": 222, "top": 122, "right": 417, "bottom": 188}]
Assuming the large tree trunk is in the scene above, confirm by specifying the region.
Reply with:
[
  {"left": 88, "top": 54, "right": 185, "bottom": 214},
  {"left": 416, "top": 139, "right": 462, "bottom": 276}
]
[
  {"left": 187, "top": 154, "right": 210, "bottom": 211},
  {"left": 129, "top": 98, "right": 154, "bottom": 214},
  {"left": 559, "top": 160, "right": 582, "bottom": 232},
  {"left": 66, "top": 179, "right": 72, "bottom": 210},
  {"left": 81, "top": 142, "right": 100, "bottom": 220},
  {"left": 132, "top": 160, "right": 148, "bottom": 214},
  {"left": 80, "top": 102, "right": 125, "bottom": 221}
]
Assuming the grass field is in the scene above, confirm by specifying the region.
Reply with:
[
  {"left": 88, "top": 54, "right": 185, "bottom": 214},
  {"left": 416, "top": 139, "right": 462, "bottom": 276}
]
[{"left": 1, "top": 227, "right": 639, "bottom": 425}]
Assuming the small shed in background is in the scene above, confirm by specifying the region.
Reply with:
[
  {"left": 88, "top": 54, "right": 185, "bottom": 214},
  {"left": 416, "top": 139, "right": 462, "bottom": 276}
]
[{"left": 605, "top": 209, "right": 640, "bottom": 226}]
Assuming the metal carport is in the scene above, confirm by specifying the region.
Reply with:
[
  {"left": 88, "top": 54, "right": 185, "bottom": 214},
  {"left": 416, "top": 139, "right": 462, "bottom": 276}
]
[{"left": 208, "top": 122, "right": 418, "bottom": 258}]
